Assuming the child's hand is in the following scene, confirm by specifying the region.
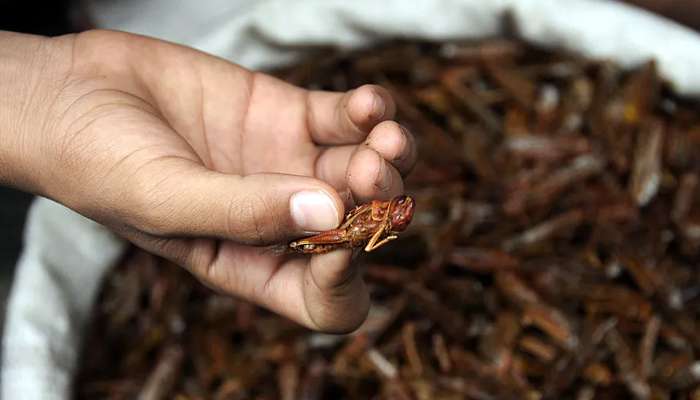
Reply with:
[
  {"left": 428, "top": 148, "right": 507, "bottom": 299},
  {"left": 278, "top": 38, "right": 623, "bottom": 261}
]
[{"left": 2, "top": 30, "right": 416, "bottom": 332}]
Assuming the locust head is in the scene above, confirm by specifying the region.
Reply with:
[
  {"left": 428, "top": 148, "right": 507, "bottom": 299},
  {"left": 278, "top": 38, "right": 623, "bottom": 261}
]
[{"left": 389, "top": 195, "right": 415, "bottom": 232}]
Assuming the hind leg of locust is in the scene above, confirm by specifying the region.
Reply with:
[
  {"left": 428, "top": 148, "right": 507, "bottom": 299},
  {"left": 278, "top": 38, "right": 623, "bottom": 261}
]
[{"left": 364, "top": 232, "right": 398, "bottom": 252}]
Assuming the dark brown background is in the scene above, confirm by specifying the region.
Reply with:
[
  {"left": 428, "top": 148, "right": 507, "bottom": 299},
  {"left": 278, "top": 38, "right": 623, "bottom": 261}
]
[{"left": 0, "top": 0, "right": 697, "bottom": 330}]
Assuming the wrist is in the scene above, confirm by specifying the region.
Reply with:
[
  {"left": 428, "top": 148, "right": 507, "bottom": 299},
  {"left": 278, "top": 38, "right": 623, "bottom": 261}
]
[{"left": 0, "top": 31, "right": 75, "bottom": 193}]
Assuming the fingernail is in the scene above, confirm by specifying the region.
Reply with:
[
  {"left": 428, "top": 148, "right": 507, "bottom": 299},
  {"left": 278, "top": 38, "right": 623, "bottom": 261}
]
[
  {"left": 374, "top": 157, "right": 392, "bottom": 191},
  {"left": 370, "top": 92, "right": 386, "bottom": 120},
  {"left": 392, "top": 125, "right": 414, "bottom": 162},
  {"left": 394, "top": 125, "right": 410, "bottom": 162},
  {"left": 290, "top": 190, "right": 340, "bottom": 232}
]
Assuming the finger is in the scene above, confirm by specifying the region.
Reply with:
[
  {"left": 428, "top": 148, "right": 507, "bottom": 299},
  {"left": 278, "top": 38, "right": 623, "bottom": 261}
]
[
  {"left": 122, "top": 158, "right": 346, "bottom": 244},
  {"left": 314, "top": 145, "right": 356, "bottom": 206},
  {"left": 347, "top": 146, "right": 404, "bottom": 204},
  {"left": 135, "top": 232, "right": 370, "bottom": 333},
  {"left": 317, "top": 145, "right": 405, "bottom": 205},
  {"left": 303, "top": 249, "right": 370, "bottom": 333},
  {"left": 306, "top": 84, "right": 396, "bottom": 145},
  {"left": 364, "top": 120, "right": 418, "bottom": 176},
  {"left": 314, "top": 122, "right": 415, "bottom": 206}
]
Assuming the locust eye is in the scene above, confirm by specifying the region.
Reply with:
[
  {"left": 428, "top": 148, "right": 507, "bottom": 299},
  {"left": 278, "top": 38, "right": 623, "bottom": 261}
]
[{"left": 396, "top": 196, "right": 406, "bottom": 205}]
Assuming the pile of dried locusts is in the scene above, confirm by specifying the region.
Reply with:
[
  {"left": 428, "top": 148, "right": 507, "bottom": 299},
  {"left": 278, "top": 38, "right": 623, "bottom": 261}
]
[{"left": 77, "top": 40, "right": 700, "bottom": 399}]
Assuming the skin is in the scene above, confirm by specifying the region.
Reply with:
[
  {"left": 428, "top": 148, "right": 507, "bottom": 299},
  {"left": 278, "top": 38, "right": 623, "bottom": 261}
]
[{"left": 0, "top": 30, "right": 417, "bottom": 333}]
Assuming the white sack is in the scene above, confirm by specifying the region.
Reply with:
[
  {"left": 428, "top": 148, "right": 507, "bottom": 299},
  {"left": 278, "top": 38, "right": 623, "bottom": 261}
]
[
  {"left": 86, "top": 0, "right": 700, "bottom": 95},
  {"left": 2, "top": 200, "right": 125, "bottom": 400},
  {"left": 5, "top": 0, "right": 700, "bottom": 398}
]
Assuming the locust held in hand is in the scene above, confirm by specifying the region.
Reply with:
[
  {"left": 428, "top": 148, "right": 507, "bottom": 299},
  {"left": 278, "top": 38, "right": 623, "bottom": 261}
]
[{"left": 289, "top": 195, "right": 415, "bottom": 254}]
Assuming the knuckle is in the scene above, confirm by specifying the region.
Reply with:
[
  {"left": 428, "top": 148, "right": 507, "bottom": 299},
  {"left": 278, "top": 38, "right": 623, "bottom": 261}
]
[{"left": 226, "top": 192, "right": 280, "bottom": 243}]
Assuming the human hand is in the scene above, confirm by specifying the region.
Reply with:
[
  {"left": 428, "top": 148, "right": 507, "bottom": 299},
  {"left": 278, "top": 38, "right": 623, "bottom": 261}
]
[{"left": 0, "top": 30, "right": 416, "bottom": 332}]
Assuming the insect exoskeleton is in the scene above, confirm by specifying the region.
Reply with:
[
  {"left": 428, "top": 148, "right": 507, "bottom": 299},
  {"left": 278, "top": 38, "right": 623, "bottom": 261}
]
[{"left": 289, "top": 241, "right": 315, "bottom": 251}]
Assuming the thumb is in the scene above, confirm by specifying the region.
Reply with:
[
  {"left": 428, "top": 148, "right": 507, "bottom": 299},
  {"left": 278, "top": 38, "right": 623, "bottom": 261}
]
[{"left": 125, "top": 160, "right": 344, "bottom": 244}]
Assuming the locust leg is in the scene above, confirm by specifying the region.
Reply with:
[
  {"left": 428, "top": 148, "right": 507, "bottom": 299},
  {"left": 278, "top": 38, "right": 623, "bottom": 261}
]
[
  {"left": 340, "top": 200, "right": 387, "bottom": 230},
  {"left": 363, "top": 224, "right": 397, "bottom": 252},
  {"left": 365, "top": 235, "right": 398, "bottom": 253},
  {"left": 339, "top": 205, "right": 372, "bottom": 230}
]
